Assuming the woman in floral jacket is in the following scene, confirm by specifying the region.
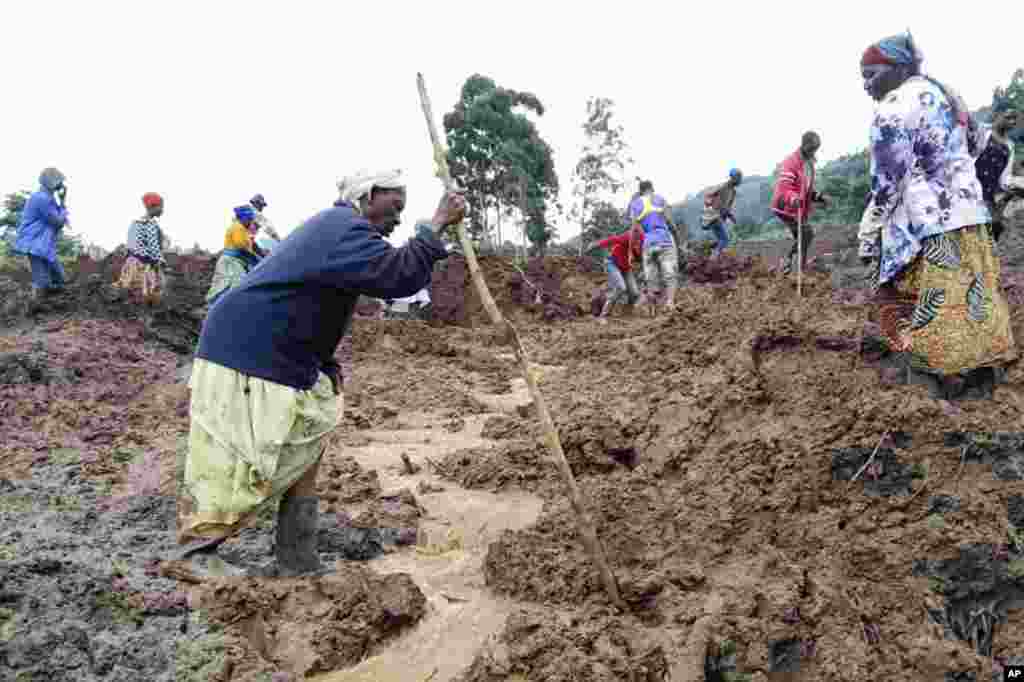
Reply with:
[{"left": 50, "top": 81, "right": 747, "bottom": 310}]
[{"left": 859, "top": 31, "right": 1017, "bottom": 399}]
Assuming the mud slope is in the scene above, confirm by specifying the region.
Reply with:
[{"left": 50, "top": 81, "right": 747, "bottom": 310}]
[{"left": 4, "top": 241, "right": 1024, "bottom": 681}]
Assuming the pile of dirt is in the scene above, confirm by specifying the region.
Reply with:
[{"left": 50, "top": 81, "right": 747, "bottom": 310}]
[
  {"left": 191, "top": 565, "right": 428, "bottom": 679},
  {"left": 684, "top": 252, "right": 761, "bottom": 284},
  {"left": 0, "top": 249, "right": 217, "bottom": 354},
  {"left": 8, "top": 234, "right": 1024, "bottom": 680},
  {"left": 451, "top": 265, "right": 1024, "bottom": 680},
  {"left": 429, "top": 255, "right": 603, "bottom": 326},
  {"left": 456, "top": 608, "right": 669, "bottom": 682}
]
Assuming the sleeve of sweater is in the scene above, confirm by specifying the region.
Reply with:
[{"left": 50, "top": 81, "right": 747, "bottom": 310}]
[
  {"left": 775, "top": 156, "right": 802, "bottom": 207},
  {"left": 324, "top": 219, "right": 448, "bottom": 299}
]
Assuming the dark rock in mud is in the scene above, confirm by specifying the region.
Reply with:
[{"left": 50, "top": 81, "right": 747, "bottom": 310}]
[
  {"left": 928, "top": 495, "right": 962, "bottom": 515},
  {"left": 768, "top": 638, "right": 804, "bottom": 673},
  {"left": 944, "top": 673, "right": 975, "bottom": 681},
  {"left": 912, "top": 543, "right": 1024, "bottom": 657},
  {"left": 685, "top": 253, "right": 756, "bottom": 284},
  {"left": 1009, "top": 495, "right": 1024, "bottom": 528},
  {"left": 943, "top": 432, "right": 1024, "bottom": 481},
  {"left": 318, "top": 511, "right": 384, "bottom": 560},
  {"left": 831, "top": 446, "right": 913, "bottom": 496},
  {"left": 704, "top": 641, "right": 740, "bottom": 681}
]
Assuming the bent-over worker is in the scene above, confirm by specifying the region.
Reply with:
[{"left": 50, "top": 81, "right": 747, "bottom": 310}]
[
  {"left": 176, "top": 169, "right": 465, "bottom": 576},
  {"left": 587, "top": 225, "right": 644, "bottom": 323}
]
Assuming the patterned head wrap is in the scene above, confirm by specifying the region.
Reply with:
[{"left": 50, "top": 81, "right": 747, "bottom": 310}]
[
  {"left": 250, "top": 193, "right": 267, "bottom": 209},
  {"left": 337, "top": 169, "right": 405, "bottom": 209},
  {"left": 861, "top": 31, "right": 923, "bottom": 68},
  {"left": 142, "top": 192, "right": 163, "bottom": 209},
  {"left": 233, "top": 205, "right": 256, "bottom": 224},
  {"left": 39, "top": 167, "right": 65, "bottom": 192},
  {"left": 729, "top": 168, "right": 742, "bottom": 182}
]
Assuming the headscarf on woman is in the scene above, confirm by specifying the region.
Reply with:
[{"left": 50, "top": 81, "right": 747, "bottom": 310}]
[
  {"left": 115, "top": 192, "right": 167, "bottom": 305},
  {"left": 861, "top": 32, "right": 973, "bottom": 137}
]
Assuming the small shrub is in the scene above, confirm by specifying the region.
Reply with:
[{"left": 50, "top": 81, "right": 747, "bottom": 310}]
[{"left": 927, "top": 514, "right": 946, "bottom": 530}]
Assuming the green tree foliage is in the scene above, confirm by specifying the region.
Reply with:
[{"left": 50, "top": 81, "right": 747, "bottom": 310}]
[
  {"left": 569, "top": 97, "right": 632, "bottom": 251},
  {"left": 443, "top": 74, "right": 559, "bottom": 253},
  {"left": 0, "top": 189, "right": 83, "bottom": 259},
  {"left": 992, "top": 68, "right": 1024, "bottom": 152},
  {"left": 0, "top": 191, "right": 30, "bottom": 256},
  {"left": 814, "top": 150, "right": 872, "bottom": 224}
]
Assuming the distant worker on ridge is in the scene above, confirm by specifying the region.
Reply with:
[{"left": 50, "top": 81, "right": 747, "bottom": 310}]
[
  {"left": 628, "top": 179, "right": 680, "bottom": 316},
  {"left": 115, "top": 192, "right": 167, "bottom": 307},
  {"left": 701, "top": 168, "right": 743, "bottom": 258},
  {"left": 14, "top": 167, "right": 70, "bottom": 311},
  {"left": 586, "top": 223, "right": 644, "bottom": 323},
  {"left": 770, "top": 131, "right": 830, "bottom": 274}
]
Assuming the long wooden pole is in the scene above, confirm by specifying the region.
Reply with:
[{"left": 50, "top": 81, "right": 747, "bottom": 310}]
[
  {"left": 416, "top": 73, "right": 626, "bottom": 611},
  {"left": 796, "top": 209, "right": 803, "bottom": 298}
]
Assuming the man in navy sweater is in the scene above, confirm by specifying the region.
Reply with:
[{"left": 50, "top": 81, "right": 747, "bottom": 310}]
[{"left": 177, "top": 170, "right": 465, "bottom": 577}]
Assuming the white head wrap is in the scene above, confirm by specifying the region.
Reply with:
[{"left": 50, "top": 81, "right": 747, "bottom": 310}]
[{"left": 337, "top": 169, "right": 405, "bottom": 209}]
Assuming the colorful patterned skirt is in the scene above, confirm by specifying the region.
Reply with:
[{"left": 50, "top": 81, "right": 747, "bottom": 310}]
[
  {"left": 115, "top": 254, "right": 165, "bottom": 304},
  {"left": 875, "top": 223, "right": 1016, "bottom": 377}
]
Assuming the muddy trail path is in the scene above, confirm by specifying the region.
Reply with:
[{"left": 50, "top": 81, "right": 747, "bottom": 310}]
[{"left": 3, "top": 249, "right": 1024, "bottom": 681}]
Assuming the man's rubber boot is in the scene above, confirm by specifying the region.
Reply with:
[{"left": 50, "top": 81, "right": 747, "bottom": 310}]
[{"left": 274, "top": 495, "right": 327, "bottom": 577}]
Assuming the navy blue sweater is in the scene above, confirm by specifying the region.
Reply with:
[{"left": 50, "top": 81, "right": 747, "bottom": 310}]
[{"left": 197, "top": 203, "right": 448, "bottom": 390}]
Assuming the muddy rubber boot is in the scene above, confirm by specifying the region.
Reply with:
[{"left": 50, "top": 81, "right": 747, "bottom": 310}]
[{"left": 273, "top": 495, "right": 327, "bottom": 577}]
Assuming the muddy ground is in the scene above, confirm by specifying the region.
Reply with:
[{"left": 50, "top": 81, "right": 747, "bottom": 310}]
[{"left": 2, "top": 231, "right": 1024, "bottom": 681}]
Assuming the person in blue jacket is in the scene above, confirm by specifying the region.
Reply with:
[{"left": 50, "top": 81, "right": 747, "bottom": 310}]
[
  {"left": 176, "top": 169, "right": 465, "bottom": 577},
  {"left": 14, "top": 167, "right": 70, "bottom": 306}
]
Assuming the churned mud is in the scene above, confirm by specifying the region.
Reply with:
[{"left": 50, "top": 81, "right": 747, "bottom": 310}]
[{"left": 3, "top": 235, "right": 1024, "bottom": 680}]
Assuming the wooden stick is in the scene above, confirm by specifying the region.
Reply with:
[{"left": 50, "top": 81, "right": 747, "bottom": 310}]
[
  {"left": 954, "top": 444, "right": 968, "bottom": 493},
  {"left": 848, "top": 431, "right": 890, "bottom": 487},
  {"left": 416, "top": 73, "right": 626, "bottom": 611},
  {"left": 796, "top": 209, "right": 803, "bottom": 298}
]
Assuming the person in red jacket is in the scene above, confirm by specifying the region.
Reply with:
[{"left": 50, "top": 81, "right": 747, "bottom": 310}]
[
  {"left": 587, "top": 225, "right": 644, "bottom": 322},
  {"left": 771, "top": 131, "right": 831, "bottom": 274}
]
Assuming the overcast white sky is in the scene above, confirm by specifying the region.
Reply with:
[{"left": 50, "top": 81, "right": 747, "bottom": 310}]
[{"left": 1, "top": 2, "right": 1021, "bottom": 252}]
